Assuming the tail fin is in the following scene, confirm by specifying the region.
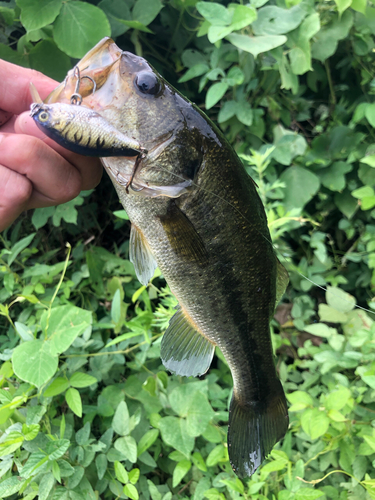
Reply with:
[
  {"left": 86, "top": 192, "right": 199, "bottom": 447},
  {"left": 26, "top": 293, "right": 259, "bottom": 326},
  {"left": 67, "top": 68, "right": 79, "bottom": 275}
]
[{"left": 227, "top": 382, "right": 288, "bottom": 478}]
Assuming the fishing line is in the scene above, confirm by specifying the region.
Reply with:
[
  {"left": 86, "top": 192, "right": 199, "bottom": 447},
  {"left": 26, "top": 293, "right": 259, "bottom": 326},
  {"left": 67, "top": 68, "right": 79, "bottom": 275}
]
[{"left": 141, "top": 163, "right": 375, "bottom": 317}]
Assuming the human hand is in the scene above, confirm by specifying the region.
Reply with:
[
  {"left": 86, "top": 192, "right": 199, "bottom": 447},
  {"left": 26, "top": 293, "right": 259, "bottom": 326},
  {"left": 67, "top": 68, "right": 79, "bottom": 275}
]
[{"left": 0, "top": 60, "right": 103, "bottom": 232}]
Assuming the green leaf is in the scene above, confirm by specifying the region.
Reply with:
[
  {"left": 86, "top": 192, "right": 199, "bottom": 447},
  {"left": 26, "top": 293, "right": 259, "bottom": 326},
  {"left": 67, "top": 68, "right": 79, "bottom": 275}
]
[
  {"left": 112, "top": 401, "right": 130, "bottom": 436},
  {"left": 186, "top": 391, "right": 215, "bottom": 437},
  {"left": 318, "top": 304, "right": 348, "bottom": 323},
  {"left": 8, "top": 233, "right": 36, "bottom": 266},
  {"left": 159, "top": 417, "right": 195, "bottom": 457},
  {"left": 311, "top": 10, "right": 353, "bottom": 62},
  {"left": 304, "top": 323, "right": 337, "bottom": 339},
  {"left": 196, "top": 2, "right": 232, "bottom": 26},
  {"left": 334, "top": 0, "right": 352, "bottom": 15},
  {"left": 318, "top": 161, "right": 352, "bottom": 191},
  {"left": 52, "top": 197, "right": 84, "bottom": 226},
  {"left": 137, "top": 428, "right": 159, "bottom": 456},
  {"left": 38, "top": 472, "right": 55, "bottom": 500},
  {"left": 17, "top": 0, "right": 62, "bottom": 31},
  {"left": 44, "top": 377, "right": 70, "bottom": 397},
  {"left": 206, "top": 82, "right": 229, "bottom": 110},
  {"left": 65, "top": 388, "right": 82, "bottom": 417},
  {"left": 22, "top": 423, "right": 40, "bottom": 441},
  {"left": 114, "top": 436, "right": 138, "bottom": 463},
  {"left": 351, "top": 0, "right": 366, "bottom": 13},
  {"left": 178, "top": 64, "right": 209, "bottom": 83},
  {"left": 0, "top": 476, "right": 26, "bottom": 497},
  {"left": 286, "top": 391, "right": 313, "bottom": 411},
  {"left": 206, "top": 444, "right": 227, "bottom": 466},
  {"left": 124, "top": 483, "right": 139, "bottom": 500},
  {"left": 32, "top": 207, "right": 55, "bottom": 230},
  {"left": 12, "top": 340, "right": 58, "bottom": 388},
  {"left": 96, "top": 453, "right": 108, "bottom": 480},
  {"left": 52, "top": 460, "right": 61, "bottom": 483},
  {"left": 111, "top": 288, "right": 122, "bottom": 324},
  {"left": 69, "top": 372, "right": 97, "bottom": 388},
  {"left": 252, "top": 4, "right": 309, "bottom": 35},
  {"left": 54, "top": 1, "right": 111, "bottom": 58},
  {"left": 360, "top": 155, "right": 375, "bottom": 167},
  {"left": 227, "top": 33, "right": 287, "bottom": 58},
  {"left": 334, "top": 190, "right": 358, "bottom": 218},
  {"left": 132, "top": 0, "right": 163, "bottom": 26},
  {"left": 220, "top": 479, "right": 244, "bottom": 494},
  {"left": 230, "top": 4, "right": 257, "bottom": 31},
  {"left": 117, "top": 19, "right": 153, "bottom": 33},
  {"left": 172, "top": 460, "right": 191, "bottom": 487},
  {"left": 279, "top": 166, "right": 320, "bottom": 210},
  {"left": 301, "top": 409, "right": 330, "bottom": 439},
  {"left": 114, "top": 460, "right": 129, "bottom": 484},
  {"left": 128, "top": 468, "right": 140, "bottom": 484},
  {"left": 326, "top": 286, "right": 356, "bottom": 313},
  {"left": 325, "top": 387, "right": 351, "bottom": 411},
  {"left": 41, "top": 305, "right": 92, "bottom": 355},
  {"left": 28, "top": 39, "right": 72, "bottom": 81},
  {"left": 295, "top": 489, "right": 324, "bottom": 500},
  {"left": 365, "top": 103, "right": 375, "bottom": 127},
  {"left": 98, "top": 0, "right": 131, "bottom": 37}
]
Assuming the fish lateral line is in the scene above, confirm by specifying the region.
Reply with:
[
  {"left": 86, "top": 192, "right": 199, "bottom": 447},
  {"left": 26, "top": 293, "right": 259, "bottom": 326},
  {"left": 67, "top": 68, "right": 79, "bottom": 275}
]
[{"left": 149, "top": 164, "right": 375, "bottom": 317}]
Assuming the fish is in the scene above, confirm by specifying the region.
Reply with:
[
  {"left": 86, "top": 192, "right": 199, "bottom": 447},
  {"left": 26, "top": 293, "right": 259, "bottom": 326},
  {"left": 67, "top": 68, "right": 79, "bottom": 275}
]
[
  {"left": 30, "top": 101, "right": 142, "bottom": 158},
  {"left": 37, "top": 37, "right": 289, "bottom": 478}
]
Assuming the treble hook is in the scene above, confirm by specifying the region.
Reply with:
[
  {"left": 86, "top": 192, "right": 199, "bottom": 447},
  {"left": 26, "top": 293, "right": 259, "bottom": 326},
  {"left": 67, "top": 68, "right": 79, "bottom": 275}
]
[
  {"left": 70, "top": 65, "right": 97, "bottom": 105},
  {"left": 125, "top": 149, "right": 148, "bottom": 194}
]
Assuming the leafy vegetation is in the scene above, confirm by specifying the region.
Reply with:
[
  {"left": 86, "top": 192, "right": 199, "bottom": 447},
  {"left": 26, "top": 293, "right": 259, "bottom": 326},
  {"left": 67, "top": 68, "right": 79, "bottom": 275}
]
[{"left": 1, "top": 0, "right": 375, "bottom": 498}]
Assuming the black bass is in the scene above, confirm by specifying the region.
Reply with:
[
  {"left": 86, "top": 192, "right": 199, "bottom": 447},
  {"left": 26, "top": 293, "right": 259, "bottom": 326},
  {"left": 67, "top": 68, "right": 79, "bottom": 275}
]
[{"left": 39, "top": 37, "right": 289, "bottom": 478}]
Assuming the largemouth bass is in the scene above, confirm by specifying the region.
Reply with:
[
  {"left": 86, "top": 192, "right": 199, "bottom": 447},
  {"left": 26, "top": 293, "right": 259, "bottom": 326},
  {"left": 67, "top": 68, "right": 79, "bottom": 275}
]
[{"left": 35, "top": 37, "right": 289, "bottom": 478}]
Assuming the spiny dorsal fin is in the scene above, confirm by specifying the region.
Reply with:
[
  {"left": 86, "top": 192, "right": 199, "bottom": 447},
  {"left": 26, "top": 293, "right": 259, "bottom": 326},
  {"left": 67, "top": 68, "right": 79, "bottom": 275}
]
[
  {"left": 275, "top": 257, "right": 289, "bottom": 307},
  {"left": 129, "top": 224, "right": 158, "bottom": 286},
  {"left": 159, "top": 202, "right": 208, "bottom": 265},
  {"left": 161, "top": 305, "right": 215, "bottom": 377}
]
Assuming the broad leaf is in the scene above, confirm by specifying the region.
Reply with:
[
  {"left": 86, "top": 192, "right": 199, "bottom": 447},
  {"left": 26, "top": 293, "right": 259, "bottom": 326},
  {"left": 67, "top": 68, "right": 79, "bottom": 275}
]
[{"left": 12, "top": 340, "right": 58, "bottom": 388}]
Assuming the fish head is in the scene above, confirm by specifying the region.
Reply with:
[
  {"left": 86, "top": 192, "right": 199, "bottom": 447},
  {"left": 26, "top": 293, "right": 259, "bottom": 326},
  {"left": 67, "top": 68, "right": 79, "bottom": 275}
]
[{"left": 44, "top": 38, "right": 216, "bottom": 197}]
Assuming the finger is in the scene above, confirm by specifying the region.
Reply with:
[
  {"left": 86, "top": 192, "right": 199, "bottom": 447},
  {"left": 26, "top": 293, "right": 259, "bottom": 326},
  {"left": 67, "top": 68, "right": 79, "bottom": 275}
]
[
  {"left": 0, "top": 110, "right": 12, "bottom": 127},
  {"left": 0, "top": 164, "right": 32, "bottom": 232},
  {"left": 15, "top": 112, "right": 103, "bottom": 190},
  {"left": 0, "top": 59, "right": 57, "bottom": 115},
  {"left": 0, "top": 133, "right": 85, "bottom": 207}
]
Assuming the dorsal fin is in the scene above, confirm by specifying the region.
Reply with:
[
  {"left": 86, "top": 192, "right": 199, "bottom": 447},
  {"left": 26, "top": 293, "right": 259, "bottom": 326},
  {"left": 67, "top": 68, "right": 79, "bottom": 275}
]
[
  {"left": 129, "top": 224, "right": 158, "bottom": 286},
  {"left": 161, "top": 305, "right": 215, "bottom": 377}
]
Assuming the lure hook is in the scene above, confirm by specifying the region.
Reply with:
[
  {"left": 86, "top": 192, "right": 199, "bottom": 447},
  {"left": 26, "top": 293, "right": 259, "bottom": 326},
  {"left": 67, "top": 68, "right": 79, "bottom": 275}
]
[
  {"left": 125, "top": 149, "right": 148, "bottom": 194},
  {"left": 70, "top": 66, "right": 97, "bottom": 105}
]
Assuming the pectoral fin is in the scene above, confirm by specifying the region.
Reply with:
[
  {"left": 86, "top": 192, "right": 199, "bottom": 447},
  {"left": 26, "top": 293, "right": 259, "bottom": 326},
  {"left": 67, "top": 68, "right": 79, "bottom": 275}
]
[
  {"left": 129, "top": 224, "right": 157, "bottom": 286},
  {"left": 275, "top": 258, "right": 289, "bottom": 306},
  {"left": 161, "top": 305, "right": 215, "bottom": 377},
  {"left": 159, "top": 202, "right": 208, "bottom": 265}
]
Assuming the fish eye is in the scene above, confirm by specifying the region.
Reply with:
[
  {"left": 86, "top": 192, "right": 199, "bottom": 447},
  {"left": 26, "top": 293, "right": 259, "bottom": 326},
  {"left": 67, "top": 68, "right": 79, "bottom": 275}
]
[
  {"left": 135, "top": 71, "right": 161, "bottom": 96},
  {"left": 38, "top": 111, "right": 49, "bottom": 122}
]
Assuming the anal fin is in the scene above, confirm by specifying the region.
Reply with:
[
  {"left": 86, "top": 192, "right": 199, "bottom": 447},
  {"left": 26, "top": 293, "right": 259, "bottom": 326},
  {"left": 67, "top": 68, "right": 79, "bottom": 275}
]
[
  {"left": 161, "top": 305, "right": 215, "bottom": 377},
  {"left": 129, "top": 224, "right": 158, "bottom": 286}
]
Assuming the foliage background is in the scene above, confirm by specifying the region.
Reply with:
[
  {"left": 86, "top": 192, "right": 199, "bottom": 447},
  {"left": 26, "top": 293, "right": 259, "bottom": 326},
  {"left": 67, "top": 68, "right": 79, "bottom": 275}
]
[{"left": 1, "top": 0, "right": 375, "bottom": 498}]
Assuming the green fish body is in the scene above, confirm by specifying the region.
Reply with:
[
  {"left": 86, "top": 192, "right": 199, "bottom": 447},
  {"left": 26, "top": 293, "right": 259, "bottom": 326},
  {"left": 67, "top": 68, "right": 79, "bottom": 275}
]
[{"left": 42, "top": 38, "right": 289, "bottom": 478}]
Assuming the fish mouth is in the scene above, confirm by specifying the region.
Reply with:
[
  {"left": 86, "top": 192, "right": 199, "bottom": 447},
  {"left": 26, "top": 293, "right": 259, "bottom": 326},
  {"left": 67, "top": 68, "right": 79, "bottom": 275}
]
[{"left": 45, "top": 38, "right": 123, "bottom": 105}]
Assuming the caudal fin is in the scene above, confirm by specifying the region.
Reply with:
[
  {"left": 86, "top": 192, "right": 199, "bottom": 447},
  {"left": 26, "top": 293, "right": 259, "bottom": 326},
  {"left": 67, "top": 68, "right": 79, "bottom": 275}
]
[{"left": 227, "top": 382, "right": 288, "bottom": 478}]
